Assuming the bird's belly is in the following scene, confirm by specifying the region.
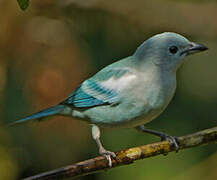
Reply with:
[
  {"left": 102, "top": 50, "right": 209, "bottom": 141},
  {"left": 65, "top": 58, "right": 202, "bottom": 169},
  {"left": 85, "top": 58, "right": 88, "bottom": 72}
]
[{"left": 80, "top": 100, "right": 164, "bottom": 128}]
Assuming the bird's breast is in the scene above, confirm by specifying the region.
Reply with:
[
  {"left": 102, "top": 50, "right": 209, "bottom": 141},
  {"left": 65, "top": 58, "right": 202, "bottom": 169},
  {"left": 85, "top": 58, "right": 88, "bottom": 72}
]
[{"left": 144, "top": 74, "right": 176, "bottom": 111}]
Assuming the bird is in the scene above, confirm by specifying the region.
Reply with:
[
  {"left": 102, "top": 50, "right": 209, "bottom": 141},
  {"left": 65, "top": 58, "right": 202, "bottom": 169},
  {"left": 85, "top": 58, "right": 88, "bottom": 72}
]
[{"left": 9, "top": 32, "right": 208, "bottom": 167}]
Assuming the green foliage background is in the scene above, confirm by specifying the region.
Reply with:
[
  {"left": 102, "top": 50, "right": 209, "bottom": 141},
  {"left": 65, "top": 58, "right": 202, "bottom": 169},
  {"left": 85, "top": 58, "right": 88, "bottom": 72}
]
[
  {"left": 0, "top": 0, "right": 216, "bottom": 179},
  {"left": 17, "top": 0, "right": 29, "bottom": 10}
]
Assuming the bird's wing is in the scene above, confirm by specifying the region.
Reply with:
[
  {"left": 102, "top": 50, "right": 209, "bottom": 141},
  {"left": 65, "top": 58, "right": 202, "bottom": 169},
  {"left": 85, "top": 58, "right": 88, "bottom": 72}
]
[{"left": 61, "top": 68, "right": 135, "bottom": 108}]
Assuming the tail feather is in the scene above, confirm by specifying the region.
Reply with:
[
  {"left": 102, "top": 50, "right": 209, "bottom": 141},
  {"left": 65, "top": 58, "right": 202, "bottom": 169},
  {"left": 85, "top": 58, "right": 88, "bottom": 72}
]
[{"left": 8, "top": 105, "right": 65, "bottom": 126}]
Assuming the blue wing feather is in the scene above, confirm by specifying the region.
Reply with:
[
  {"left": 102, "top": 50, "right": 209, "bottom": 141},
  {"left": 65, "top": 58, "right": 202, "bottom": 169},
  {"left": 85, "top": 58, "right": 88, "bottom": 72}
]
[
  {"left": 62, "top": 79, "right": 118, "bottom": 108},
  {"left": 61, "top": 67, "right": 132, "bottom": 108}
]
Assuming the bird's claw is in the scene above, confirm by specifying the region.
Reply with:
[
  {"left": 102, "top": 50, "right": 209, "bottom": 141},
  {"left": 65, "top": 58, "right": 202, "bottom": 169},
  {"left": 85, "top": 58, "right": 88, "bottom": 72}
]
[
  {"left": 161, "top": 135, "right": 179, "bottom": 152},
  {"left": 99, "top": 149, "right": 116, "bottom": 167}
]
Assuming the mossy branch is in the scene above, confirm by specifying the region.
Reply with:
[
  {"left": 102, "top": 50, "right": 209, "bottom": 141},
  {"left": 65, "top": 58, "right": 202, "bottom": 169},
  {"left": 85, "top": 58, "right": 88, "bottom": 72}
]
[{"left": 23, "top": 126, "right": 217, "bottom": 180}]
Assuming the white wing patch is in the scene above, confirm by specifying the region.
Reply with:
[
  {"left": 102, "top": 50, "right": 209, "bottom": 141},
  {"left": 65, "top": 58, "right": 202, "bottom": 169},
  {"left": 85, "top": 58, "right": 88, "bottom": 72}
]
[{"left": 101, "top": 73, "right": 137, "bottom": 92}]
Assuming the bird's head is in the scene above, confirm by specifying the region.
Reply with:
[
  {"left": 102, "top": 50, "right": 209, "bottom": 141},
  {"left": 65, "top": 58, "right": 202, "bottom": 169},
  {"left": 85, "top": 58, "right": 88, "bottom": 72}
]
[{"left": 134, "top": 32, "right": 208, "bottom": 71}]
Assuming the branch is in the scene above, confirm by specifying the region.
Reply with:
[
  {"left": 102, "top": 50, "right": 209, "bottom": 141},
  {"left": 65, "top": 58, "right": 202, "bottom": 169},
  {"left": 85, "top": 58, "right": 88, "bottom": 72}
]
[{"left": 23, "top": 126, "right": 217, "bottom": 180}]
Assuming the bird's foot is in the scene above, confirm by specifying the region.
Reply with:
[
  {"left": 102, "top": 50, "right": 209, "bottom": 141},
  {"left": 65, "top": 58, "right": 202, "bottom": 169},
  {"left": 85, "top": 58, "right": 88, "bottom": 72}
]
[
  {"left": 161, "top": 135, "right": 179, "bottom": 153},
  {"left": 99, "top": 148, "right": 116, "bottom": 167}
]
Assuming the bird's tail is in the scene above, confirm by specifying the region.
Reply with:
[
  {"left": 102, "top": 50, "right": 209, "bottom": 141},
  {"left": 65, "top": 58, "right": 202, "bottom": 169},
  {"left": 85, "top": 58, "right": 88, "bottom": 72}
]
[{"left": 8, "top": 105, "right": 65, "bottom": 126}]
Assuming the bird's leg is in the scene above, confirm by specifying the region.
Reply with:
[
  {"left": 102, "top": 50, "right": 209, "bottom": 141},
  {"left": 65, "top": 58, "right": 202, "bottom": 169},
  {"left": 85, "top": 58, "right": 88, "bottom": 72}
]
[
  {"left": 91, "top": 124, "right": 116, "bottom": 167},
  {"left": 136, "top": 125, "right": 179, "bottom": 152}
]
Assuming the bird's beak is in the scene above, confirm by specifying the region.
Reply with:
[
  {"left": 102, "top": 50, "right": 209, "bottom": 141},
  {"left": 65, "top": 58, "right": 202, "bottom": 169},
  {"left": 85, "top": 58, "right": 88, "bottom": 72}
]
[{"left": 181, "top": 42, "right": 208, "bottom": 56}]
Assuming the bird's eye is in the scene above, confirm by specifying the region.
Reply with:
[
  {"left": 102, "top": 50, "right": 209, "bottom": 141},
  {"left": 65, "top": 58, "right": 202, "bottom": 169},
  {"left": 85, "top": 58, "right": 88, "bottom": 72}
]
[{"left": 169, "top": 46, "right": 178, "bottom": 54}]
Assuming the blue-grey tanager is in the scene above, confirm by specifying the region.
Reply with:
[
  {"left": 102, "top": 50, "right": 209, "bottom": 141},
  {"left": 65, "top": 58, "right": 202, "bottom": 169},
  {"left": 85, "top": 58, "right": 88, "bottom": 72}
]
[{"left": 9, "top": 32, "right": 208, "bottom": 166}]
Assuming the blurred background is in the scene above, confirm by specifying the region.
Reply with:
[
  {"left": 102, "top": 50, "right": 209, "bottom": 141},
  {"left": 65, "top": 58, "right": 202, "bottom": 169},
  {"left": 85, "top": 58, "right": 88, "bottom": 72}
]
[{"left": 0, "top": 0, "right": 216, "bottom": 179}]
